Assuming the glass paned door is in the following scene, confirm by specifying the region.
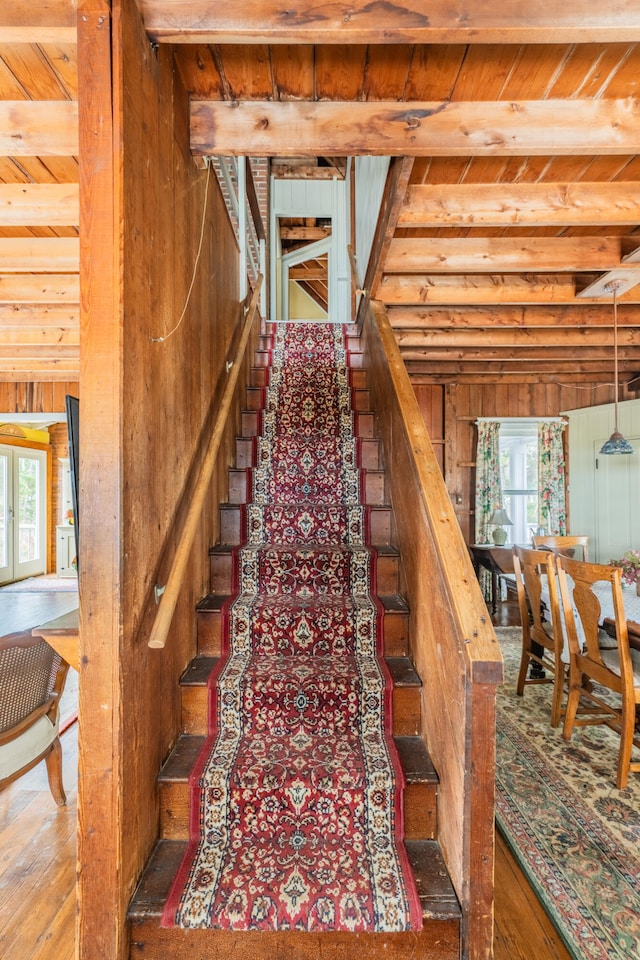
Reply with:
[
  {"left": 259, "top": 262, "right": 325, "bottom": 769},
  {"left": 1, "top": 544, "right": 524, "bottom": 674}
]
[
  {"left": 0, "top": 445, "right": 47, "bottom": 584},
  {"left": 0, "top": 450, "right": 9, "bottom": 582}
]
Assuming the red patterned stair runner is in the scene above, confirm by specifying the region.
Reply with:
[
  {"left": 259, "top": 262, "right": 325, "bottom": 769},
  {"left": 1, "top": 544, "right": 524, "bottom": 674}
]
[{"left": 162, "top": 323, "right": 422, "bottom": 932}]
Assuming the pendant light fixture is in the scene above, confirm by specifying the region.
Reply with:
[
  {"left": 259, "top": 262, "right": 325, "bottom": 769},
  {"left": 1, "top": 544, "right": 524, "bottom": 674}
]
[{"left": 599, "top": 280, "right": 634, "bottom": 456}]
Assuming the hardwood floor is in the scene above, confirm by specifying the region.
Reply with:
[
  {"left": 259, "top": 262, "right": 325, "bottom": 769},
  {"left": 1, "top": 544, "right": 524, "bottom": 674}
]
[{"left": 0, "top": 595, "right": 569, "bottom": 960}]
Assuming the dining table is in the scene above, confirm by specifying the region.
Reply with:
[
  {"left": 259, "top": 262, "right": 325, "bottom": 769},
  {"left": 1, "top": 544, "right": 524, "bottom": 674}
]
[{"left": 540, "top": 576, "right": 640, "bottom": 658}]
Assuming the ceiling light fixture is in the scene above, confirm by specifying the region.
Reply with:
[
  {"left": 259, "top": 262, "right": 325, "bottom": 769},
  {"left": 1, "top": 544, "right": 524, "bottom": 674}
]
[{"left": 599, "top": 279, "right": 634, "bottom": 455}]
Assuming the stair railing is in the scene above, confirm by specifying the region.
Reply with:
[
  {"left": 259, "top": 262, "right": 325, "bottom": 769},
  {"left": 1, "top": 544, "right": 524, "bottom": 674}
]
[
  {"left": 148, "top": 276, "right": 263, "bottom": 650},
  {"left": 360, "top": 298, "right": 503, "bottom": 960}
]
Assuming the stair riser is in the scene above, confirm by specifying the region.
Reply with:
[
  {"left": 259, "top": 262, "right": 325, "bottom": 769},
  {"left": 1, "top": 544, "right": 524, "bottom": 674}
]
[
  {"left": 181, "top": 681, "right": 419, "bottom": 739},
  {"left": 129, "top": 919, "right": 460, "bottom": 959},
  {"left": 197, "top": 602, "right": 409, "bottom": 658},
  {"left": 159, "top": 770, "right": 436, "bottom": 844},
  {"left": 232, "top": 437, "right": 381, "bottom": 473},
  {"left": 209, "top": 551, "right": 399, "bottom": 596},
  {"left": 218, "top": 503, "right": 391, "bottom": 548},
  {"left": 226, "top": 469, "right": 386, "bottom": 506}
]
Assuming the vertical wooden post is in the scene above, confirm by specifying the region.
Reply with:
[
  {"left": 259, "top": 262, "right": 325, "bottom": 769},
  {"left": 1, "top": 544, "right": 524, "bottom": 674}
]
[{"left": 77, "top": 2, "right": 126, "bottom": 957}]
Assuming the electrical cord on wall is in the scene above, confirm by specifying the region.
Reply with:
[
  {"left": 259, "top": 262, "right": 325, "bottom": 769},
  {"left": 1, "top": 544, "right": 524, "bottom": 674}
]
[{"left": 150, "top": 159, "right": 211, "bottom": 343}]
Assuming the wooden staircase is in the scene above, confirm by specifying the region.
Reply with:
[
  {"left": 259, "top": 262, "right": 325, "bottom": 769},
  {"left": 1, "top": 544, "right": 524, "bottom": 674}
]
[{"left": 128, "top": 324, "right": 462, "bottom": 959}]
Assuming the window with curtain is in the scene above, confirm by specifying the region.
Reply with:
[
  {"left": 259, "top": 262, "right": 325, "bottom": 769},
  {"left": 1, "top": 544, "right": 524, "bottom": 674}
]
[{"left": 476, "top": 418, "right": 566, "bottom": 547}]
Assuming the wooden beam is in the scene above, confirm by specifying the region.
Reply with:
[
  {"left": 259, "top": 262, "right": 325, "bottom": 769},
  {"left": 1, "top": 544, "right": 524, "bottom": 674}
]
[
  {"left": 384, "top": 237, "right": 632, "bottom": 275},
  {"left": 0, "top": 360, "right": 79, "bottom": 382},
  {"left": 407, "top": 367, "right": 625, "bottom": 384},
  {"left": 0, "top": 274, "right": 79, "bottom": 303},
  {"left": 576, "top": 268, "right": 640, "bottom": 299},
  {"left": 190, "top": 100, "right": 640, "bottom": 158},
  {"left": 399, "top": 183, "right": 640, "bottom": 228},
  {"left": 0, "top": 238, "right": 79, "bottom": 272},
  {"left": 398, "top": 346, "right": 640, "bottom": 362},
  {"left": 289, "top": 266, "right": 327, "bottom": 280},
  {"left": 393, "top": 328, "right": 640, "bottom": 348},
  {"left": 0, "top": 326, "right": 79, "bottom": 346},
  {"left": 0, "top": 102, "right": 78, "bottom": 157},
  {"left": 139, "top": 1, "right": 640, "bottom": 44},
  {"left": 0, "top": 303, "right": 79, "bottom": 325},
  {"left": 281, "top": 227, "right": 331, "bottom": 241},
  {"left": 387, "top": 304, "right": 640, "bottom": 329},
  {"left": 380, "top": 273, "right": 640, "bottom": 305},
  {"left": 2, "top": 1, "right": 77, "bottom": 26},
  {"left": 1, "top": 25, "right": 76, "bottom": 41},
  {"left": 0, "top": 184, "right": 79, "bottom": 226}
]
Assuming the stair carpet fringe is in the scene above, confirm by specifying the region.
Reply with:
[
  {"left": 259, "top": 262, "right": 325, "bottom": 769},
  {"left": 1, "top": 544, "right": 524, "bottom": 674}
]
[{"left": 161, "top": 323, "right": 422, "bottom": 933}]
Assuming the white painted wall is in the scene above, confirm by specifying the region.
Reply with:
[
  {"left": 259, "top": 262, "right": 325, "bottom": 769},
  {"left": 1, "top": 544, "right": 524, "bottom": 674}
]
[
  {"left": 563, "top": 398, "right": 640, "bottom": 562},
  {"left": 270, "top": 177, "right": 350, "bottom": 323},
  {"left": 354, "top": 157, "right": 390, "bottom": 287}
]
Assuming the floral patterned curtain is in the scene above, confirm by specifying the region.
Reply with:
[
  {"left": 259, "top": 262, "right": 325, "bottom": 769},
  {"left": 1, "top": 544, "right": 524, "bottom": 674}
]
[
  {"left": 538, "top": 421, "right": 567, "bottom": 535},
  {"left": 475, "top": 420, "right": 503, "bottom": 545},
  {"left": 475, "top": 420, "right": 503, "bottom": 600}
]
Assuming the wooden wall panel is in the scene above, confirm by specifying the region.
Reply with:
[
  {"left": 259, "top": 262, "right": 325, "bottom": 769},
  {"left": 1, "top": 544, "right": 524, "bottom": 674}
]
[{"left": 77, "top": 1, "right": 242, "bottom": 957}]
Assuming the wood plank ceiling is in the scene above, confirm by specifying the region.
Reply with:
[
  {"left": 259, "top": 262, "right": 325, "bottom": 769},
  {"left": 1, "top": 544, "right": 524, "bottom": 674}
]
[{"left": 2, "top": 1, "right": 640, "bottom": 387}]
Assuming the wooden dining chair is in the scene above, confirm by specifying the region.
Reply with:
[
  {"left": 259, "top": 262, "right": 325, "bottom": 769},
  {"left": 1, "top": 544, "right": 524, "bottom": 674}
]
[
  {"left": 512, "top": 545, "right": 566, "bottom": 727},
  {"left": 556, "top": 556, "right": 640, "bottom": 790},
  {"left": 532, "top": 534, "right": 589, "bottom": 561},
  {"left": 0, "top": 631, "right": 70, "bottom": 805}
]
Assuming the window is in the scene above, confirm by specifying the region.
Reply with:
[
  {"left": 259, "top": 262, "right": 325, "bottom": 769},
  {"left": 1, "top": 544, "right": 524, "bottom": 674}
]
[{"left": 498, "top": 423, "right": 539, "bottom": 546}]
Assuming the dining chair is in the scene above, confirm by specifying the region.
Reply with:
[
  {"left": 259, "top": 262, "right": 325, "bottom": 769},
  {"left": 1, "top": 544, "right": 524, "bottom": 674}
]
[
  {"left": 512, "top": 545, "right": 566, "bottom": 727},
  {"left": 532, "top": 534, "right": 589, "bottom": 561},
  {"left": 556, "top": 556, "right": 640, "bottom": 790},
  {"left": 0, "top": 631, "right": 70, "bottom": 805}
]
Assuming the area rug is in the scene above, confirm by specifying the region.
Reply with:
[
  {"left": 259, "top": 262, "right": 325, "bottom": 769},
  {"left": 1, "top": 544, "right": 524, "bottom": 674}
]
[
  {"left": 0, "top": 575, "right": 77, "bottom": 593},
  {"left": 162, "top": 322, "right": 422, "bottom": 932},
  {"left": 494, "top": 627, "right": 640, "bottom": 960}
]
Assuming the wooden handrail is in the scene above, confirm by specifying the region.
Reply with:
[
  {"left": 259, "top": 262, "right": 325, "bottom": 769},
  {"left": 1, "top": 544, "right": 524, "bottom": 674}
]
[{"left": 148, "top": 276, "right": 263, "bottom": 650}]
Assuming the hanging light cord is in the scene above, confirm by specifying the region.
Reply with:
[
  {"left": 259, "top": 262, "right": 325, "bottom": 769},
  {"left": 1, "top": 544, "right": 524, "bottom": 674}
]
[
  {"left": 151, "top": 162, "right": 211, "bottom": 343},
  {"left": 611, "top": 284, "right": 621, "bottom": 432}
]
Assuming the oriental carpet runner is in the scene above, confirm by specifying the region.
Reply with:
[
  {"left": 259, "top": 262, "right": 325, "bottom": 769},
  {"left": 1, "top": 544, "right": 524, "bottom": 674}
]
[
  {"left": 494, "top": 628, "right": 640, "bottom": 960},
  {"left": 162, "top": 322, "right": 422, "bottom": 933}
]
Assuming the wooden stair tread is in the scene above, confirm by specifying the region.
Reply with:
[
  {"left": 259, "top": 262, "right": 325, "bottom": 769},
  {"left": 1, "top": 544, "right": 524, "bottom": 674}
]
[
  {"left": 180, "top": 656, "right": 217, "bottom": 685},
  {"left": 128, "top": 839, "right": 460, "bottom": 923},
  {"left": 387, "top": 656, "right": 421, "bottom": 687},
  {"left": 159, "top": 733, "right": 436, "bottom": 787}
]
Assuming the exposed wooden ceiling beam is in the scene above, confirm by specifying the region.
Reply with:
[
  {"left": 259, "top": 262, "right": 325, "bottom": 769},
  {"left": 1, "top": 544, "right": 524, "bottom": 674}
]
[
  {"left": 399, "top": 183, "right": 640, "bottom": 228},
  {"left": 0, "top": 304, "right": 79, "bottom": 325},
  {"left": 398, "top": 346, "right": 640, "bottom": 362},
  {"left": 2, "top": 0, "right": 76, "bottom": 25},
  {"left": 139, "top": 1, "right": 640, "bottom": 44},
  {"left": 1, "top": 25, "right": 76, "bottom": 42},
  {"left": 576, "top": 269, "right": 640, "bottom": 299},
  {"left": 0, "top": 359, "right": 79, "bottom": 382},
  {"left": 407, "top": 367, "right": 628, "bottom": 384},
  {"left": 0, "top": 275, "right": 79, "bottom": 303},
  {"left": 380, "top": 274, "right": 591, "bottom": 305},
  {"left": 387, "top": 305, "right": 640, "bottom": 329},
  {"left": 281, "top": 227, "right": 331, "bottom": 241},
  {"left": 0, "top": 101, "right": 78, "bottom": 156},
  {"left": 190, "top": 100, "right": 640, "bottom": 158},
  {"left": 384, "top": 237, "right": 634, "bottom": 275},
  {"left": 0, "top": 326, "right": 79, "bottom": 347},
  {"left": 0, "top": 184, "right": 79, "bottom": 227},
  {"left": 393, "top": 328, "right": 640, "bottom": 348},
  {"left": 0, "top": 238, "right": 79, "bottom": 272}
]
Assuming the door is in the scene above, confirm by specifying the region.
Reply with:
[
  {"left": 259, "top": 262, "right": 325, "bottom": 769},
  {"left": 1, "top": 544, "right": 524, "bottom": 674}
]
[
  {"left": 0, "top": 444, "right": 48, "bottom": 585},
  {"left": 594, "top": 438, "right": 640, "bottom": 562}
]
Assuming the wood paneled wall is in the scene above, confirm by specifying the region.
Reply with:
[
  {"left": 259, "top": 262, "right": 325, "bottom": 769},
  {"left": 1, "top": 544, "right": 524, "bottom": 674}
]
[
  {"left": 412, "top": 378, "right": 618, "bottom": 544},
  {"left": 77, "top": 2, "right": 242, "bottom": 957}
]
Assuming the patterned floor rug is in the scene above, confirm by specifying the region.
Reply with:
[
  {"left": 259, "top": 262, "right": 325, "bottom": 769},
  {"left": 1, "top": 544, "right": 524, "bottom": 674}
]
[
  {"left": 495, "top": 627, "right": 640, "bottom": 960},
  {"left": 162, "top": 323, "right": 421, "bottom": 933}
]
